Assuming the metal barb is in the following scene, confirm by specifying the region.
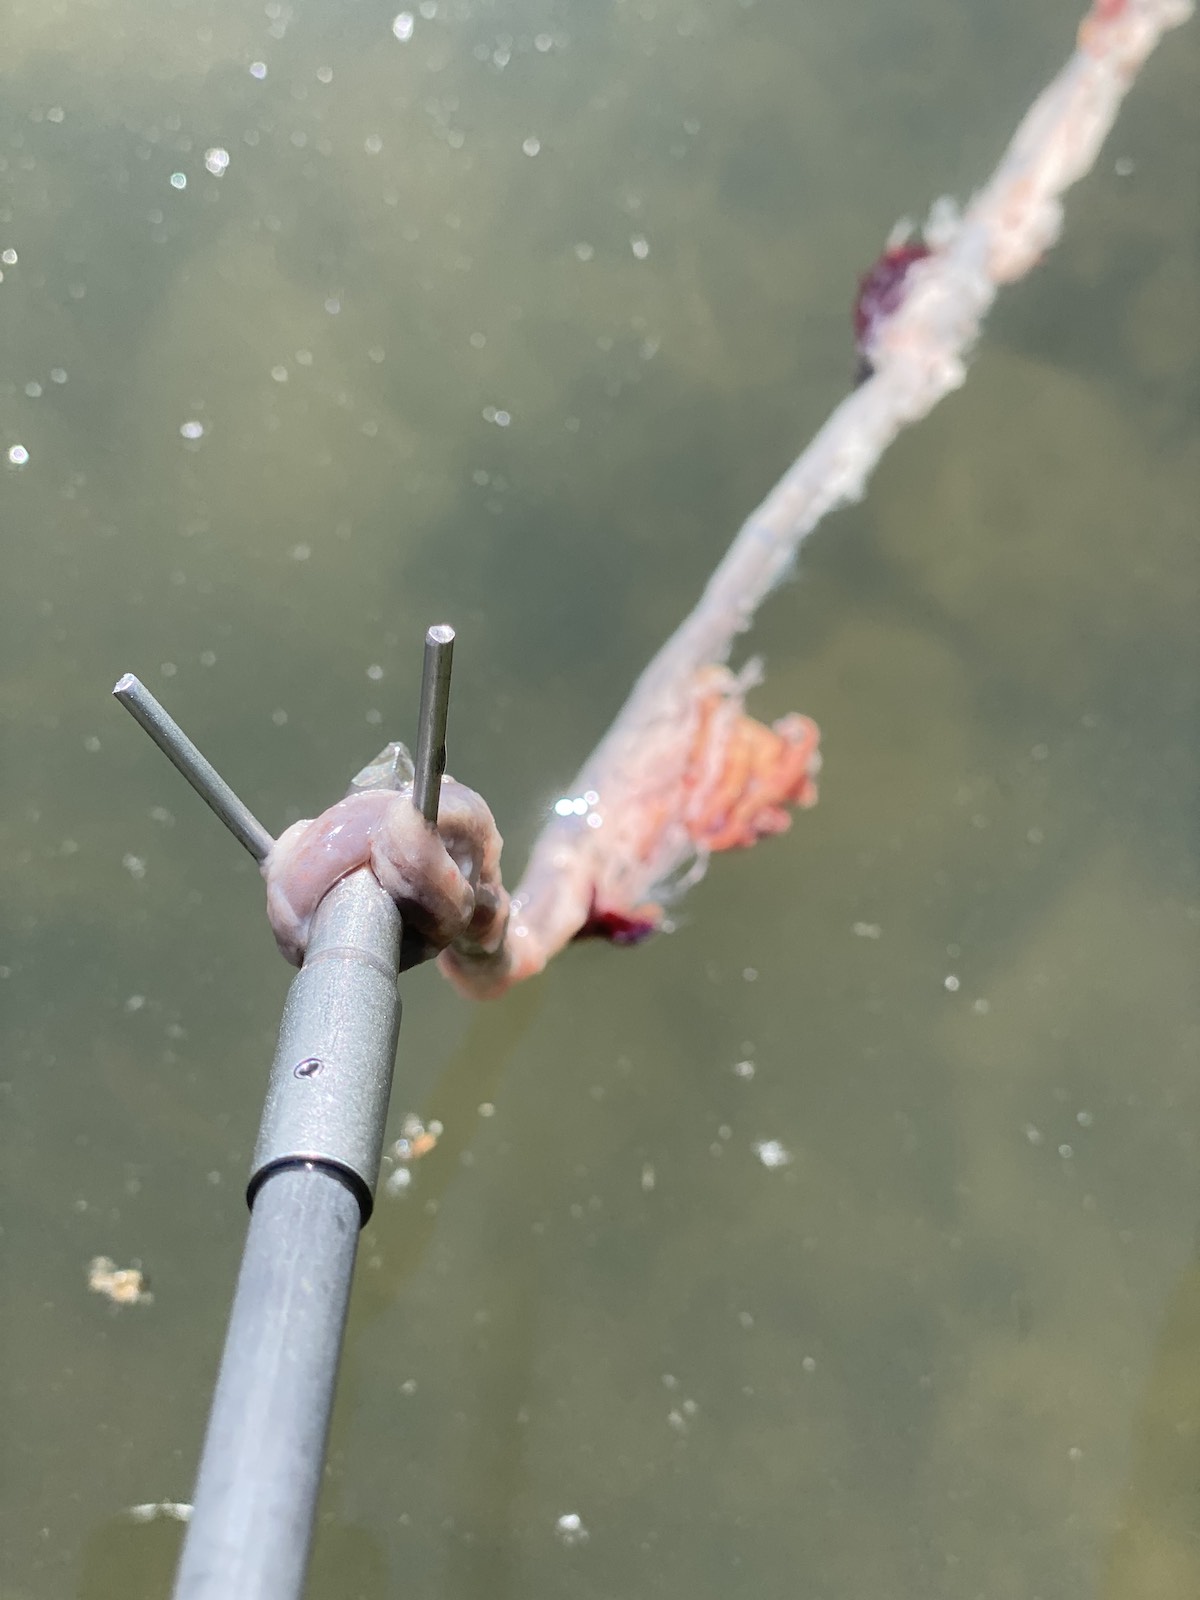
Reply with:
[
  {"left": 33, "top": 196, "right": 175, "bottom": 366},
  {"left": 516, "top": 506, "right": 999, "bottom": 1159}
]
[
  {"left": 112, "top": 673, "right": 276, "bottom": 864},
  {"left": 411, "top": 624, "right": 455, "bottom": 825}
]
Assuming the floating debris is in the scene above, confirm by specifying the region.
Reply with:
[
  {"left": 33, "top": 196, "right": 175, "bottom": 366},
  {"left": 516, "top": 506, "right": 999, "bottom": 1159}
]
[
  {"left": 88, "top": 1256, "right": 153, "bottom": 1306},
  {"left": 752, "top": 1139, "right": 792, "bottom": 1170},
  {"left": 554, "top": 1511, "right": 589, "bottom": 1547},
  {"left": 127, "top": 1501, "right": 192, "bottom": 1523},
  {"left": 391, "top": 1112, "right": 442, "bottom": 1163}
]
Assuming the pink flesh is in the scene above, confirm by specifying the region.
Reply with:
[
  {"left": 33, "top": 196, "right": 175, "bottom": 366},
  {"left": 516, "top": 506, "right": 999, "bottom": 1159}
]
[{"left": 262, "top": 780, "right": 509, "bottom": 968}]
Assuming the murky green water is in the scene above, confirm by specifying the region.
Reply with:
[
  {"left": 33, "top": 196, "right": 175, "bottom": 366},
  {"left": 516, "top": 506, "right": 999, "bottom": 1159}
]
[{"left": 2, "top": 2, "right": 1197, "bottom": 1597}]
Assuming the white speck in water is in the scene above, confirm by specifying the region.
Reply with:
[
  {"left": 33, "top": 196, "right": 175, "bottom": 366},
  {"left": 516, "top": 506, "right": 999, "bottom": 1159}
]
[
  {"left": 83, "top": 735, "right": 101, "bottom": 753},
  {"left": 944, "top": 974, "right": 960, "bottom": 992},
  {"left": 366, "top": 663, "right": 384, "bottom": 681},
  {"left": 249, "top": 61, "right": 268, "bottom": 80},
  {"left": 289, "top": 543, "right": 311, "bottom": 561},
  {"left": 25, "top": 380, "right": 43, "bottom": 397},
  {"left": 1076, "top": 1110, "right": 1093, "bottom": 1128},
  {"left": 554, "top": 1512, "right": 588, "bottom": 1547},
  {"left": 630, "top": 234, "right": 650, "bottom": 259},
  {"left": 125, "top": 993, "right": 146, "bottom": 1013},
  {"left": 47, "top": 106, "right": 65, "bottom": 123},
  {"left": 365, "top": 134, "right": 383, "bottom": 154},
  {"left": 522, "top": 136, "right": 541, "bottom": 156},
  {"left": 852, "top": 921, "right": 882, "bottom": 939},
  {"left": 641, "top": 1163, "right": 656, "bottom": 1191},
  {"left": 204, "top": 147, "right": 230, "bottom": 176},
  {"left": 534, "top": 32, "right": 553, "bottom": 51},
  {"left": 1067, "top": 1445, "right": 1083, "bottom": 1463},
  {"left": 392, "top": 12, "right": 414, "bottom": 41},
  {"left": 419, "top": 0, "right": 437, "bottom": 16},
  {"left": 7, "top": 444, "right": 29, "bottom": 466},
  {"left": 2, "top": 248, "right": 17, "bottom": 264},
  {"left": 271, "top": 708, "right": 288, "bottom": 726},
  {"left": 122, "top": 855, "right": 147, "bottom": 880},
  {"left": 733, "top": 1059, "right": 755, "bottom": 1079},
  {"left": 169, "top": 172, "right": 187, "bottom": 190},
  {"left": 972, "top": 997, "right": 990, "bottom": 1014},
  {"left": 200, "top": 650, "right": 217, "bottom": 666},
  {"left": 324, "top": 296, "right": 341, "bottom": 315},
  {"left": 316, "top": 66, "right": 333, "bottom": 83},
  {"left": 1058, "top": 1143, "right": 1074, "bottom": 1159},
  {"left": 574, "top": 241, "right": 594, "bottom": 262},
  {"left": 127, "top": 1501, "right": 192, "bottom": 1524},
  {"left": 368, "top": 346, "right": 385, "bottom": 363},
  {"left": 753, "top": 1139, "right": 791, "bottom": 1169},
  {"left": 271, "top": 365, "right": 288, "bottom": 383},
  {"left": 180, "top": 419, "right": 204, "bottom": 440},
  {"left": 385, "top": 1167, "right": 413, "bottom": 1196},
  {"left": 585, "top": 813, "right": 602, "bottom": 829},
  {"left": 743, "top": 967, "right": 758, "bottom": 982},
  {"left": 801, "top": 1355, "right": 817, "bottom": 1373},
  {"left": 1024, "top": 1124, "right": 1044, "bottom": 1146},
  {"left": 50, "top": 367, "right": 67, "bottom": 384},
  {"left": 1113, "top": 156, "right": 1135, "bottom": 177}
]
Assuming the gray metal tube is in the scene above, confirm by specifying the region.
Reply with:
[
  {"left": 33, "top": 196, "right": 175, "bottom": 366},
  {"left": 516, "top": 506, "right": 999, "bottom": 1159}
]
[
  {"left": 252, "top": 868, "right": 402, "bottom": 1222},
  {"left": 171, "top": 1164, "right": 361, "bottom": 1600},
  {"left": 173, "top": 868, "right": 404, "bottom": 1599}
]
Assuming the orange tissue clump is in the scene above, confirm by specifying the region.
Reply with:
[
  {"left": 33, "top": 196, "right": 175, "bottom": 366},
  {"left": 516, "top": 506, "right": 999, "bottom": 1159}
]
[{"left": 680, "top": 678, "right": 820, "bottom": 854}]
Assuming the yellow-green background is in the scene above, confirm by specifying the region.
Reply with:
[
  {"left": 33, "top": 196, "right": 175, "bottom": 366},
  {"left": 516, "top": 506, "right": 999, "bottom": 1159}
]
[{"left": 1, "top": 2, "right": 1196, "bottom": 1596}]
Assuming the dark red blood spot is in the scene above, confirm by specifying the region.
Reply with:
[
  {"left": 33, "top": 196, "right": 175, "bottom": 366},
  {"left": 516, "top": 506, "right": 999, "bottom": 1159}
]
[
  {"left": 853, "top": 241, "right": 932, "bottom": 361},
  {"left": 574, "top": 900, "right": 661, "bottom": 946}
]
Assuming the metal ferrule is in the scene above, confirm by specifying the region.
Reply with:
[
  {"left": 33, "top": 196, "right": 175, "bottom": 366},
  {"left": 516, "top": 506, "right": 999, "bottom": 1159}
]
[{"left": 249, "top": 867, "right": 402, "bottom": 1222}]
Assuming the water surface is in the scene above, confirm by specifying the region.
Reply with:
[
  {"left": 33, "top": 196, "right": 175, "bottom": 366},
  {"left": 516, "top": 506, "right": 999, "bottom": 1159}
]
[{"left": 1, "top": 3, "right": 1197, "bottom": 1597}]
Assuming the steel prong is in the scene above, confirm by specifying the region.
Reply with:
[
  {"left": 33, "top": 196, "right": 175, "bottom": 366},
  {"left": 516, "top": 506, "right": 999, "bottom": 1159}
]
[
  {"left": 411, "top": 625, "right": 455, "bottom": 825},
  {"left": 112, "top": 673, "right": 275, "bottom": 863}
]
